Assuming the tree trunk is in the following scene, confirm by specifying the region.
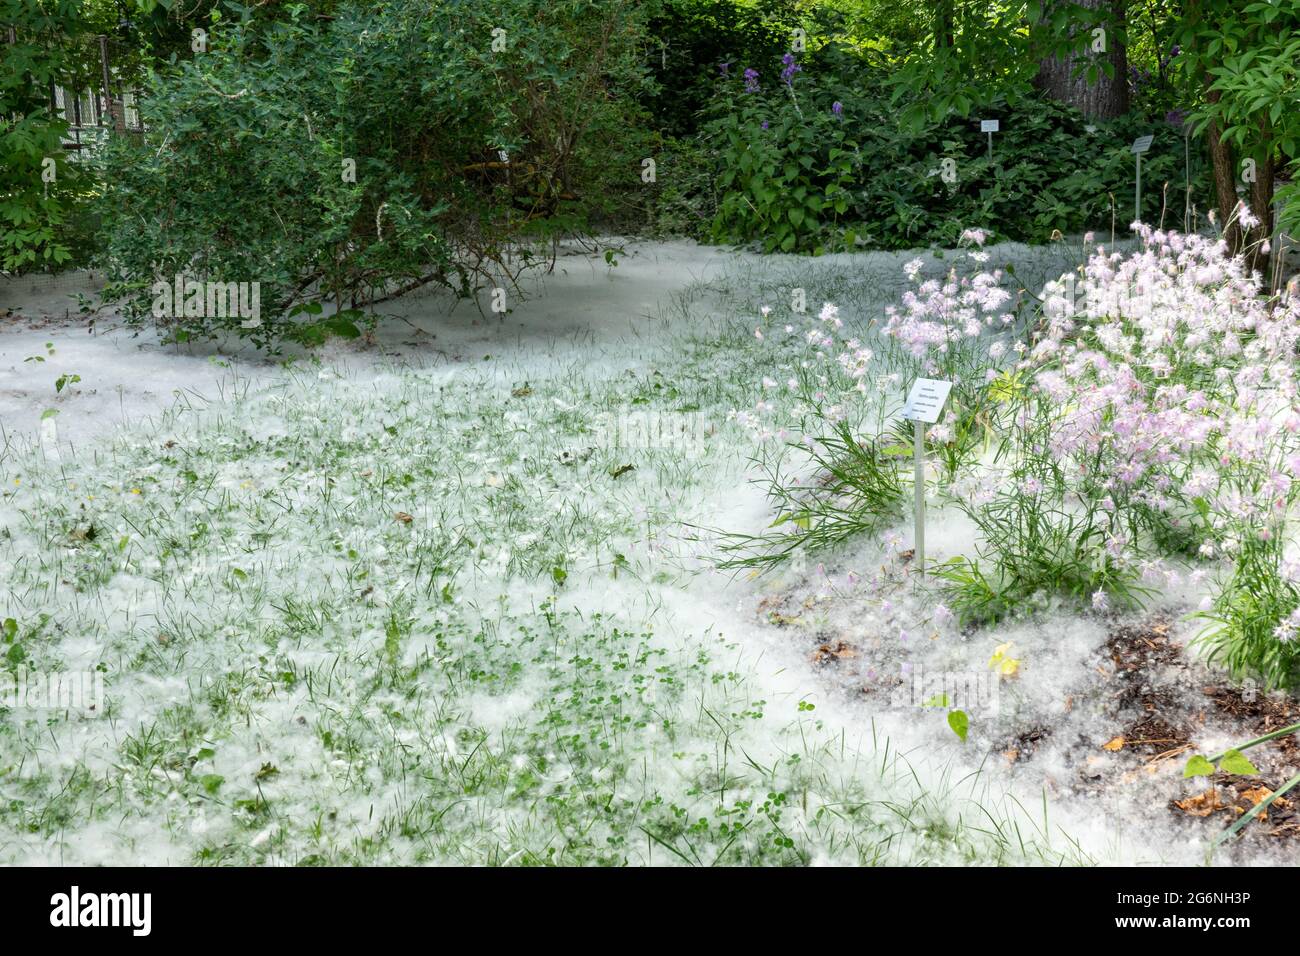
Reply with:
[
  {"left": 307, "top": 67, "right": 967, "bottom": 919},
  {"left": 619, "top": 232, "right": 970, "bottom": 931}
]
[
  {"left": 1034, "top": 0, "right": 1129, "bottom": 119},
  {"left": 1204, "top": 90, "right": 1243, "bottom": 251},
  {"left": 1247, "top": 118, "right": 1276, "bottom": 276},
  {"left": 1204, "top": 87, "right": 1275, "bottom": 277}
]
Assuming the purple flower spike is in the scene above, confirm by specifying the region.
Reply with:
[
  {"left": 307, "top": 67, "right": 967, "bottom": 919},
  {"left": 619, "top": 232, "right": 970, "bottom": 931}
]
[{"left": 780, "top": 52, "right": 801, "bottom": 86}]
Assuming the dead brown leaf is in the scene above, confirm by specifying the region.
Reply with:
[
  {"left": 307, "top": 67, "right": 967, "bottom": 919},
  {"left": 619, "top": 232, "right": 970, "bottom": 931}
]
[
  {"left": 1102, "top": 736, "right": 1126, "bottom": 752},
  {"left": 1238, "top": 786, "right": 1290, "bottom": 824},
  {"left": 1175, "top": 788, "right": 1227, "bottom": 817},
  {"left": 393, "top": 512, "right": 414, "bottom": 524},
  {"left": 813, "top": 641, "right": 858, "bottom": 664}
]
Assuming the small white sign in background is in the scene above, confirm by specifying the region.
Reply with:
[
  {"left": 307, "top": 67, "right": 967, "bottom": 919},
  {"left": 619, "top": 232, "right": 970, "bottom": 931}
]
[{"left": 980, "top": 119, "right": 1000, "bottom": 133}]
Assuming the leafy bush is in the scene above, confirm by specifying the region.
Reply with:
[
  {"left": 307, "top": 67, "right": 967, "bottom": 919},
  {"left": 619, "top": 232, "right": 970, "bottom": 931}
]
[
  {"left": 690, "top": 49, "right": 1203, "bottom": 253},
  {"left": 641, "top": 137, "right": 721, "bottom": 239},
  {"left": 0, "top": 0, "right": 93, "bottom": 273},
  {"left": 703, "top": 60, "right": 858, "bottom": 254},
  {"left": 95, "top": 0, "right": 651, "bottom": 348},
  {"left": 642, "top": 0, "right": 800, "bottom": 139}
]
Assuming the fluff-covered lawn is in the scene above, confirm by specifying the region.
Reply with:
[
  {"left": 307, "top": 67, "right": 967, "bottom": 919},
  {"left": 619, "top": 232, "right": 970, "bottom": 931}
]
[{"left": 2, "top": 239, "right": 1221, "bottom": 866}]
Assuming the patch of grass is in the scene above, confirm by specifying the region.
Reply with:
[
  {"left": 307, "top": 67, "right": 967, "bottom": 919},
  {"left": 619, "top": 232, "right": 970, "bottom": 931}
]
[{"left": 0, "top": 254, "right": 1094, "bottom": 865}]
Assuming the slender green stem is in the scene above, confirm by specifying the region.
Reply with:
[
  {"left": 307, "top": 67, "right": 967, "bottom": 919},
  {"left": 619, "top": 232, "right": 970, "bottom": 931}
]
[
  {"left": 1208, "top": 720, "right": 1300, "bottom": 763},
  {"left": 1209, "top": 767, "right": 1300, "bottom": 860}
]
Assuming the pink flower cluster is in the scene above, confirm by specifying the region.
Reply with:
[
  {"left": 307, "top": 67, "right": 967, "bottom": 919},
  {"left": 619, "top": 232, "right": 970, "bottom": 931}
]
[
  {"left": 882, "top": 268, "right": 1014, "bottom": 371},
  {"left": 1028, "top": 223, "right": 1300, "bottom": 535}
]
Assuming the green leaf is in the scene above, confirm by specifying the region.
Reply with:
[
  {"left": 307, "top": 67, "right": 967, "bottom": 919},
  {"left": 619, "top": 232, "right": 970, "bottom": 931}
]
[
  {"left": 1, "top": 618, "right": 16, "bottom": 643},
  {"left": 948, "top": 710, "right": 968, "bottom": 742},
  {"left": 199, "top": 774, "right": 225, "bottom": 795},
  {"left": 327, "top": 319, "right": 361, "bottom": 339},
  {"left": 1183, "top": 755, "right": 1215, "bottom": 778},
  {"left": 1218, "top": 749, "right": 1259, "bottom": 776}
]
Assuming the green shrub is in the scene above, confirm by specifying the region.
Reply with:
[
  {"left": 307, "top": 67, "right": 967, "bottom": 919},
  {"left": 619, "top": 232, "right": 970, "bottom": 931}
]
[
  {"left": 95, "top": 0, "right": 651, "bottom": 348},
  {"left": 690, "top": 49, "right": 1205, "bottom": 253},
  {"left": 0, "top": 0, "right": 93, "bottom": 273},
  {"left": 703, "top": 62, "right": 858, "bottom": 253},
  {"left": 641, "top": 137, "right": 719, "bottom": 239},
  {"left": 642, "top": 0, "right": 801, "bottom": 139}
]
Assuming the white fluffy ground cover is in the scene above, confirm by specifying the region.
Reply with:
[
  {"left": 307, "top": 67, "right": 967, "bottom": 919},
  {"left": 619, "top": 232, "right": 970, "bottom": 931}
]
[{"left": 0, "top": 239, "right": 1285, "bottom": 865}]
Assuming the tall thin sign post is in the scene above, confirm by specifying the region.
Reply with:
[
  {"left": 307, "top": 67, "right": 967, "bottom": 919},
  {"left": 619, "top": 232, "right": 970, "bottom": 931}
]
[
  {"left": 901, "top": 378, "right": 952, "bottom": 576},
  {"left": 980, "top": 119, "right": 999, "bottom": 162},
  {"left": 1131, "top": 134, "right": 1153, "bottom": 222}
]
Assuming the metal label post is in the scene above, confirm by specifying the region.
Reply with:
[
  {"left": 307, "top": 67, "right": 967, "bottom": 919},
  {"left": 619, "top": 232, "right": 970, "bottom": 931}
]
[
  {"left": 980, "top": 119, "right": 999, "bottom": 162},
  {"left": 901, "top": 378, "right": 953, "bottom": 576},
  {"left": 1131, "top": 134, "right": 1153, "bottom": 222}
]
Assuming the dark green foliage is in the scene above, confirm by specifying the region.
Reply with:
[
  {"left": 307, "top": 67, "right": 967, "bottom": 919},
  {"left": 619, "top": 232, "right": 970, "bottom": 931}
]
[
  {"left": 95, "top": 0, "right": 652, "bottom": 347},
  {"left": 693, "top": 56, "right": 1204, "bottom": 252},
  {"left": 642, "top": 0, "right": 800, "bottom": 139},
  {"left": 703, "top": 67, "right": 859, "bottom": 254},
  {"left": 0, "top": 0, "right": 95, "bottom": 272}
]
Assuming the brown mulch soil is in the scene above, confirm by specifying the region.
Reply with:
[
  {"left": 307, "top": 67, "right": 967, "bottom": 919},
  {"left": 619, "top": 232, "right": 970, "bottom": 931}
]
[
  {"left": 755, "top": 572, "right": 1300, "bottom": 854},
  {"left": 1070, "top": 613, "right": 1300, "bottom": 850},
  {"left": 1002, "top": 725, "right": 1054, "bottom": 764}
]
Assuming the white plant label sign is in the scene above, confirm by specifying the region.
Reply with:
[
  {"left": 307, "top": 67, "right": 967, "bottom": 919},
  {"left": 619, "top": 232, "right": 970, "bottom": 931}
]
[
  {"left": 1131, "top": 134, "right": 1154, "bottom": 154},
  {"left": 902, "top": 378, "right": 953, "bottom": 424},
  {"left": 980, "top": 119, "right": 999, "bottom": 133}
]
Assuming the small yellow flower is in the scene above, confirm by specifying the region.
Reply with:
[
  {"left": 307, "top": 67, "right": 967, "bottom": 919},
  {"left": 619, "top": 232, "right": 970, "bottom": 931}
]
[
  {"left": 131, "top": 488, "right": 142, "bottom": 495},
  {"left": 988, "top": 642, "right": 1022, "bottom": 677}
]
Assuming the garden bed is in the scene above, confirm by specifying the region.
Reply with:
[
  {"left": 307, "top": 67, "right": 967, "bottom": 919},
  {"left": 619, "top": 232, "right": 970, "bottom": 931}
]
[{"left": 752, "top": 561, "right": 1300, "bottom": 859}]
